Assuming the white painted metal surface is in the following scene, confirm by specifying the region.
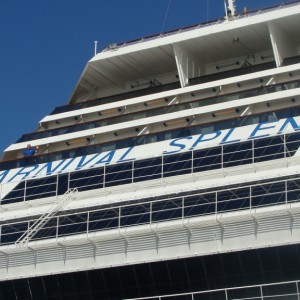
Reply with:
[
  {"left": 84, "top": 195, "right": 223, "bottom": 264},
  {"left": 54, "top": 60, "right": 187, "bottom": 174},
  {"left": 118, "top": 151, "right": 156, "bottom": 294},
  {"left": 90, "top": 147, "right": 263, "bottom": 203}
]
[
  {"left": 70, "top": 2, "right": 300, "bottom": 103},
  {"left": 0, "top": 1, "right": 300, "bottom": 287},
  {"left": 41, "top": 63, "right": 300, "bottom": 124},
  {"left": 6, "top": 87, "right": 300, "bottom": 152},
  {"left": 0, "top": 203, "right": 299, "bottom": 281}
]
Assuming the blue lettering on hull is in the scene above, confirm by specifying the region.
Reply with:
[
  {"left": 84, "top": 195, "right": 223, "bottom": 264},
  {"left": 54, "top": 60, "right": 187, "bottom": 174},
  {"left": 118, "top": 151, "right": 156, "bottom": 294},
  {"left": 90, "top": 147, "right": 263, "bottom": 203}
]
[{"left": 1, "top": 117, "right": 299, "bottom": 185}]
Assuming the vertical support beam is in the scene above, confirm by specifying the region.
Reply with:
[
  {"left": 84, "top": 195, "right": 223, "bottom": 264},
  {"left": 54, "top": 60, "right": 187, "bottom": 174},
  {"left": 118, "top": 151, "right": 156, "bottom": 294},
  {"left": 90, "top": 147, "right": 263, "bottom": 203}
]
[
  {"left": 227, "top": 0, "right": 236, "bottom": 16},
  {"left": 268, "top": 22, "right": 296, "bottom": 67},
  {"left": 132, "top": 161, "right": 134, "bottom": 183},
  {"left": 150, "top": 202, "right": 152, "bottom": 225},
  {"left": 55, "top": 174, "right": 59, "bottom": 197},
  {"left": 67, "top": 172, "right": 70, "bottom": 191},
  {"left": 56, "top": 216, "right": 59, "bottom": 241},
  {"left": 173, "top": 45, "right": 202, "bottom": 88},
  {"left": 23, "top": 179, "right": 27, "bottom": 202}
]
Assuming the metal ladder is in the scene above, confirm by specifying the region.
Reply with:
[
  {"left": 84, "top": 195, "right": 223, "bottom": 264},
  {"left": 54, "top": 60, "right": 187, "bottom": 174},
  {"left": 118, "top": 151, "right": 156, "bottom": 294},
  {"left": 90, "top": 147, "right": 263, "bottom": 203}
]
[{"left": 15, "top": 188, "right": 78, "bottom": 247}]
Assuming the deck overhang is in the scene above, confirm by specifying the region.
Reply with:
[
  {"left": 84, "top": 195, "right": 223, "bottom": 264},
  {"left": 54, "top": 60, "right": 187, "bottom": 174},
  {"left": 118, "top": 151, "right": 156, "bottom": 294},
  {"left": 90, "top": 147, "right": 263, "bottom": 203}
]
[{"left": 69, "top": 2, "right": 300, "bottom": 104}]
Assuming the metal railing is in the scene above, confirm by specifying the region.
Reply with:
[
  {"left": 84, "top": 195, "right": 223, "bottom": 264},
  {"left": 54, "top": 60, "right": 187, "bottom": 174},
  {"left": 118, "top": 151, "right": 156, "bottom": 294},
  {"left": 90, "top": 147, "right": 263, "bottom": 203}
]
[
  {"left": 1, "top": 130, "right": 300, "bottom": 206},
  {"left": 18, "top": 79, "right": 300, "bottom": 143},
  {"left": 102, "top": 1, "right": 300, "bottom": 51},
  {"left": 1, "top": 174, "right": 299, "bottom": 246},
  {"left": 15, "top": 188, "right": 78, "bottom": 247},
  {"left": 123, "top": 279, "right": 300, "bottom": 300}
]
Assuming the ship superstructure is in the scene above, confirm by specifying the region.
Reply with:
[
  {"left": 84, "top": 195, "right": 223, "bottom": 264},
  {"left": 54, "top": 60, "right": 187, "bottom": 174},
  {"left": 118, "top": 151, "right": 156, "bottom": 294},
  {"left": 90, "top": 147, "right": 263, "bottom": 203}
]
[{"left": 0, "top": 1, "right": 300, "bottom": 299}]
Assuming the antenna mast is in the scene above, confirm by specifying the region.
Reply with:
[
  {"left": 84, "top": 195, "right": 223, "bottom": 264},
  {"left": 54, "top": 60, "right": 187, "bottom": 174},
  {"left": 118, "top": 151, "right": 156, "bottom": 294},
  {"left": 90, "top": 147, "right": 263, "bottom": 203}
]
[{"left": 94, "top": 41, "right": 98, "bottom": 56}]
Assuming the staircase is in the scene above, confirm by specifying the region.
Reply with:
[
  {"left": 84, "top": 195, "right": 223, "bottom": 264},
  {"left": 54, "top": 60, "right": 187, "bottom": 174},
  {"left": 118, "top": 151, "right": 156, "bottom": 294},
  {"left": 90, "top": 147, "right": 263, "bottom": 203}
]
[{"left": 15, "top": 188, "right": 78, "bottom": 247}]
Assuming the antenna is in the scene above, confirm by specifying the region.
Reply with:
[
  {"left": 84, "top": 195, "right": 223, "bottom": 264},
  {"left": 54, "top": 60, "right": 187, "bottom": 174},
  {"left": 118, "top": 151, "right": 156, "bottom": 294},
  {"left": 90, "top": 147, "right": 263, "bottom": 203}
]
[{"left": 94, "top": 41, "right": 98, "bottom": 56}]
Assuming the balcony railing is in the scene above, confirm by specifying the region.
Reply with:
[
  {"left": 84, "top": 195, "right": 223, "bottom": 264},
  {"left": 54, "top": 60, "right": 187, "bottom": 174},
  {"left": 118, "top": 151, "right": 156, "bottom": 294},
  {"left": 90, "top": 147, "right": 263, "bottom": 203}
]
[
  {"left": 17, "top": 79, "right": 300, "bottom": 143},
  {"left": 2, "top": 103, "right": 300, "bottom": 173},
  {"left": 1, "top": 173, "right": 299, "bottom": 246},
  {"left": 1, "top": 130, "right": 300, "bottom": 206},
  {"left": 123, "top": 279, "right": 300, "bottom": 300}
]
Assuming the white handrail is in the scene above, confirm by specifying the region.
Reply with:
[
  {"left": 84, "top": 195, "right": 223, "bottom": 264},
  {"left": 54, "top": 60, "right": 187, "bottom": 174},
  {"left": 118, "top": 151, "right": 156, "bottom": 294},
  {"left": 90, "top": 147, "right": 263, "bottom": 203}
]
[{"left": 15, "top": 188, "right": 78, "bottom": 247}]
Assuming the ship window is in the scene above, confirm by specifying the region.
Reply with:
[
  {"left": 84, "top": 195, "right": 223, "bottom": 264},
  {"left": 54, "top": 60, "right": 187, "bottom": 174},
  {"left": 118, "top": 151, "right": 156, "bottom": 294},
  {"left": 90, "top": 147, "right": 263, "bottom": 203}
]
[
  {"left": 285, "top": 132, "right": 300, "bottom": 157},
  {"left": 251, "top": 181, "right": 285, "bottom": 208},
  {"left": 0, "top": 281, "right": 19, "bottom": 299},
  {"left": 120, "top": 203, "right": 151, "bottom": 227},
  {"left": 69, "top": 168, "right": 104, "bottom": 192},
  {"left": 58, "top": 213, "right": 87, "bottom": 237},
  {"left": 217, "top": 187, "right": 250, "bottom": 212},
  {"left": 254, "top": 136, "right": 284, "bottom": 163},
  {"left": 57, "top": 173, "right": 69, "bottom": 195},
  {"left": 43, "top": 275, "right": 61, "bottom": 297},
  {"left": 194, "top": 291, "right": 225, "bottom": 300},
  {"left": 58, "top": 274, "right": 76, "bottom": 297},
  {"left": 53, "top": 152, "right": 63, "bottom": 161},
  {"left": 267, "top": 112, "right": 278, "bottom": 122},
  {"left": 263, "top": 282, "right": 299, "bottom": 299},
  {"left": 201, "top": 125, "right": 214, "bottom": 133},
  {"left": 25, "top": 176, "right": 57, "bottom": 201},
  {"left": 152, "top": 198, "right": 182, "bottom": 222},
  {"left": 88, "top": 209, "right": 119, "bottom": 232},
  {"left": 166, "top": 260, "right": 192, "bottom": 295},
  {"left": 149, "top": 260, "right": 173, "bottom": 294},
  {"left": 28, "top": 277, "right": 47, "bottom": 298},
  {"left": 193, "top": 146, "right": 221, "bottom": 173},
  {"left": 71, "top": 272, "right": 91, "bottom": 296},
  {"left": 282, "top": 55, "right": 300, "bottom": 66},
  {"left": 12, "top": 279, "right": 33, "bottom": 300},
  {"left": 163, "top": 152, "right": 192, "bottom": 178},
  {"left": 133, "top": 157, "right": 162, "bottom": 182},
  {"left": 259, "top": 249, "right": 281, "bottom": 282},
  {"left": 184, "top": 193, "right": 215, "bottom": 217},
  {"left": 101, "top": 143, "right": 115, "bottom": 152},
  {"left": 276, "top": 107, "right": 300, "bottom": 119},
  {"left": 221, "top": 253, "right": 245, "bottom": 287},
  {"left": 223, "top": 141, "right": 253, "bottom": 168},
  {"left": 31, "top": 217, "right": 58, "bottom": 241},
  {"left": 287, "top": 178, "right": 300, "bottom": 203},
  {"left": 1, "top": 181, "right": 25, "bottom": 204},
  {"left": 227, "top": 286, "right": 261, "bottom": 300},
  {"left": 105, "top": 162, "right": 133, "bottom": 187},
  {"left": 1, "top": 222, "right": 28, "bottom": 244}
]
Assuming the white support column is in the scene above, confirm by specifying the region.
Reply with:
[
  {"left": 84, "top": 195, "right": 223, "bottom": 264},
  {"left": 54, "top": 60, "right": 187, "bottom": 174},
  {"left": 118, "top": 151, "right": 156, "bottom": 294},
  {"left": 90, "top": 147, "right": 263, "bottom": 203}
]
[
  {"left": 173, "top": 44, "right": 202, "bottom": 88},
  {"left": 268, "top": 22, "right": 296, "bottom": 67},
  {"left": 227, "top": 0, "right": 236, "bottom": 16}
]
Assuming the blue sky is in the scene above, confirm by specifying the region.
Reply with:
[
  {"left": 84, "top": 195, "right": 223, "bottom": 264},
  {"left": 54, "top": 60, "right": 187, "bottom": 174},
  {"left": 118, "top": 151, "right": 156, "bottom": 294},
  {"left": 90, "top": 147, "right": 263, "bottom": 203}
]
[{"left": 0, "top": 0, "right": 294, "bottom": 155}]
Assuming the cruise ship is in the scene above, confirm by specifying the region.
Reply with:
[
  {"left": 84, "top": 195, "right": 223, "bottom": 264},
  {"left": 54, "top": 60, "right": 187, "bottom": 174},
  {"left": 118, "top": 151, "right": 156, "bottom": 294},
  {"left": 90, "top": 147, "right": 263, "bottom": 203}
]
[{"left": 0, "top": 1, "right": 300, "bottom": 299}]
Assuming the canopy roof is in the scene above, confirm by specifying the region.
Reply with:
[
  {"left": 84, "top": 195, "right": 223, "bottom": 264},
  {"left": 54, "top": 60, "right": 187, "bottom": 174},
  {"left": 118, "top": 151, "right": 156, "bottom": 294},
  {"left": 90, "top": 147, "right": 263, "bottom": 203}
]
[{"left": 69, "top": 2, "right": 300, "bottom": 104}]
